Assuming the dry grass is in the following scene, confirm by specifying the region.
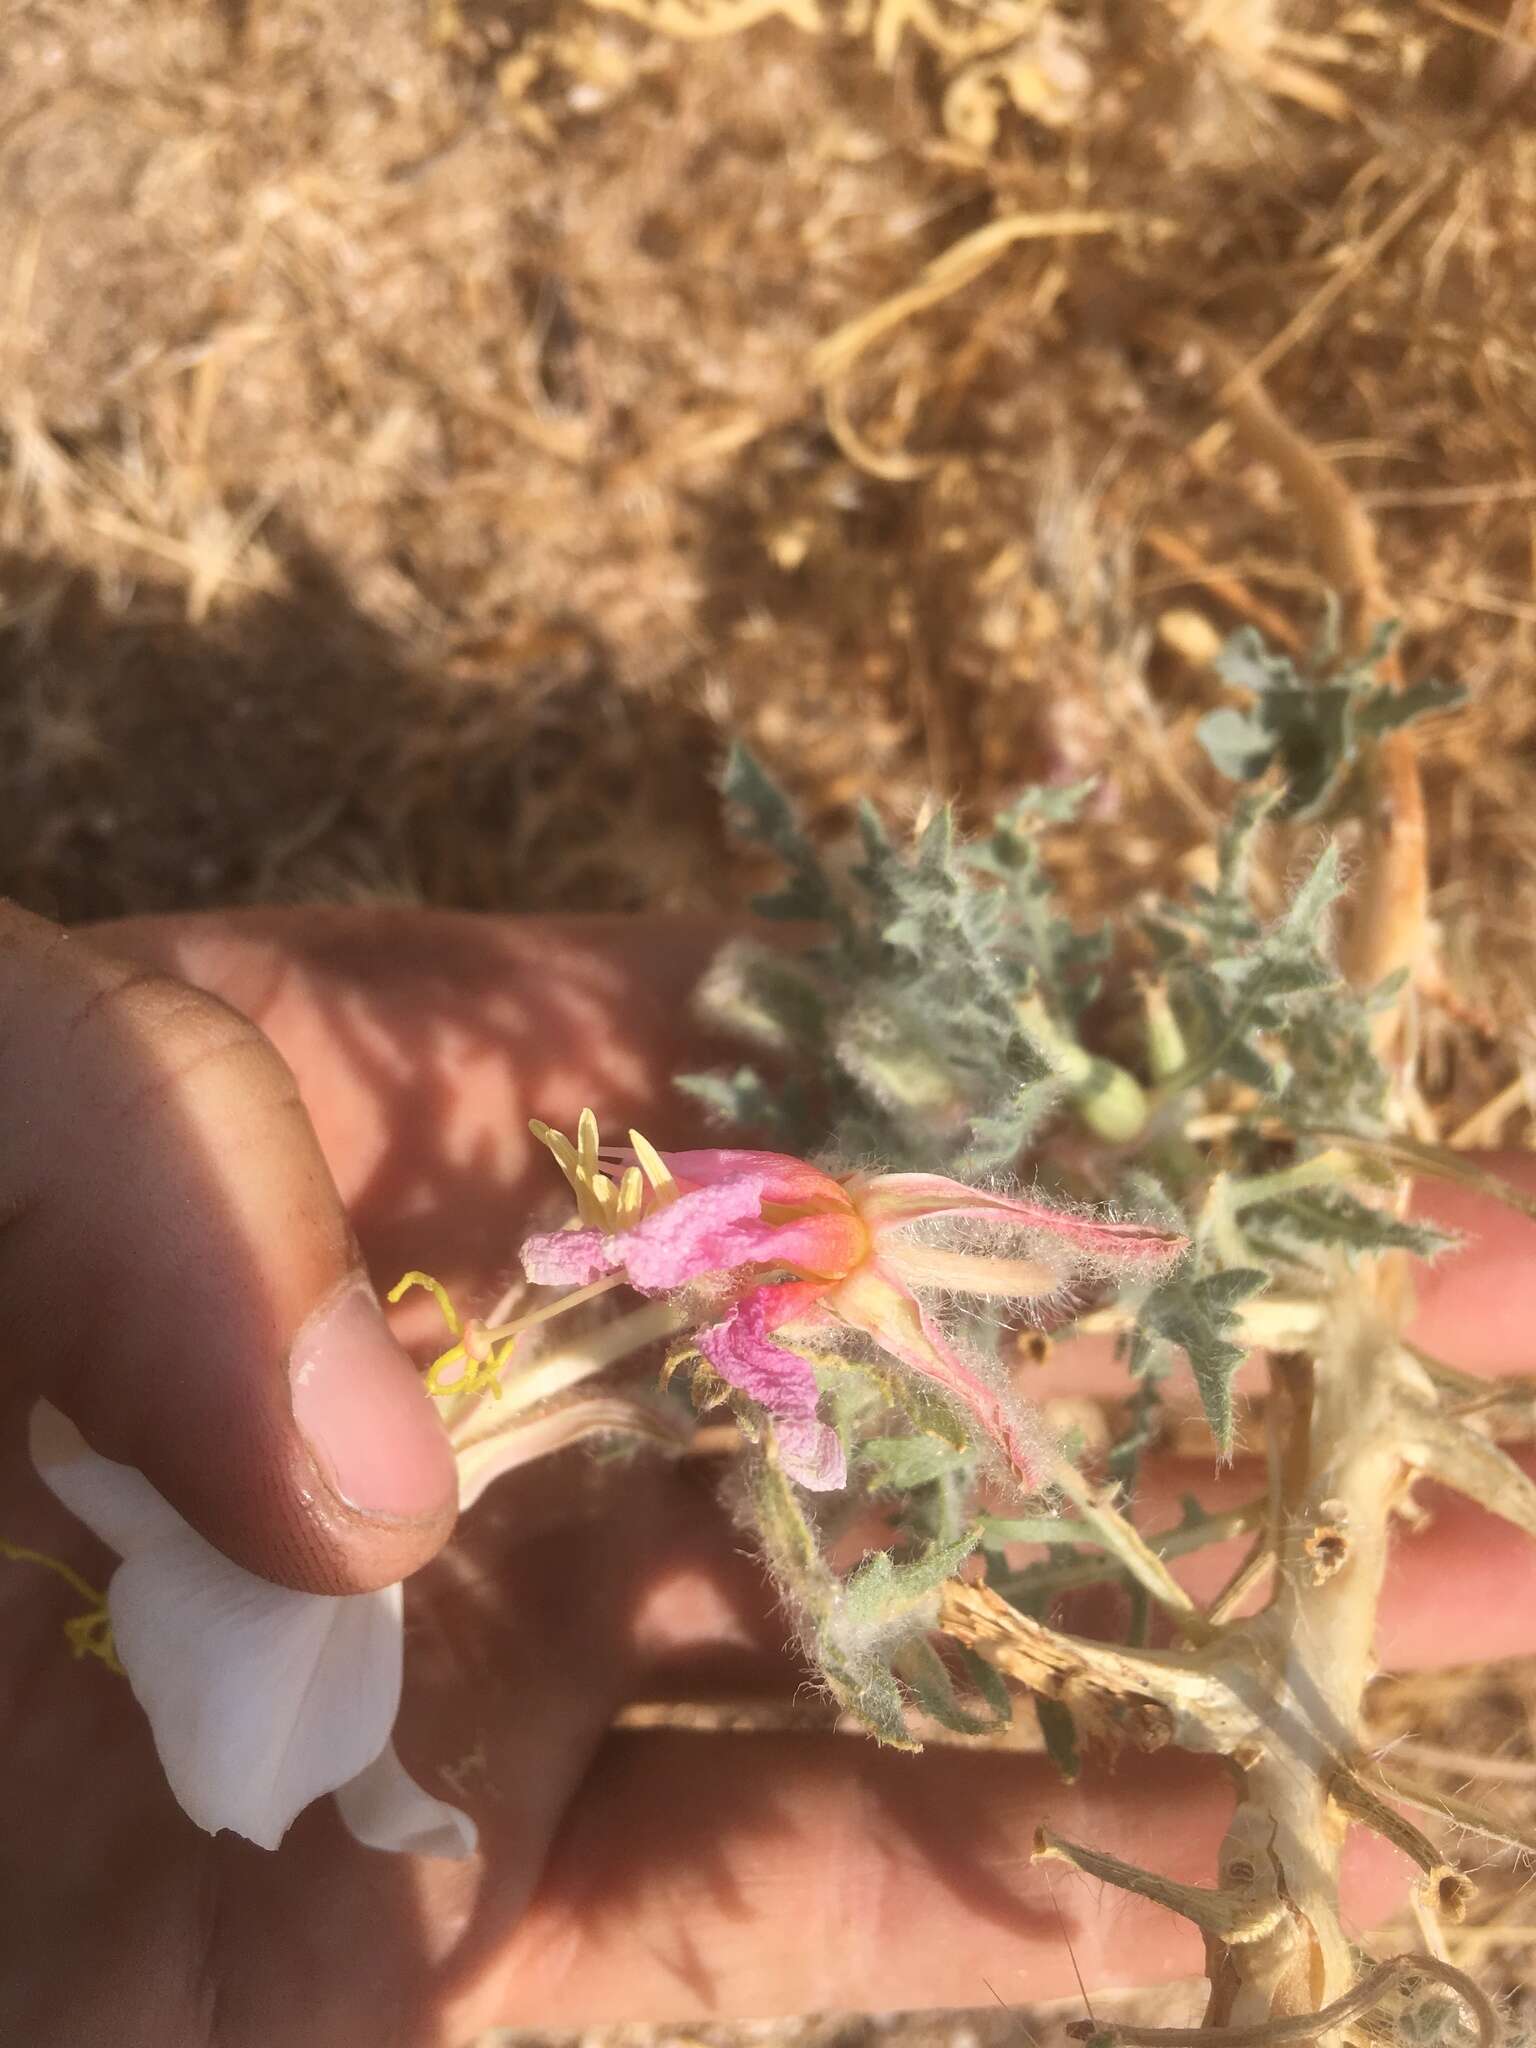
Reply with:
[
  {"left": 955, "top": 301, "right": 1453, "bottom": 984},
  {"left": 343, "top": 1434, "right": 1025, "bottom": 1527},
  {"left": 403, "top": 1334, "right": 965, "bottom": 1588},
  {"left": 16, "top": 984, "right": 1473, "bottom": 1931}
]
[
  {"left": 7, "top": 0, "right": 1536, "bottom": 2029},
  {"left": 7, "top": 1, "right": 1536, "bottom": 1115}
]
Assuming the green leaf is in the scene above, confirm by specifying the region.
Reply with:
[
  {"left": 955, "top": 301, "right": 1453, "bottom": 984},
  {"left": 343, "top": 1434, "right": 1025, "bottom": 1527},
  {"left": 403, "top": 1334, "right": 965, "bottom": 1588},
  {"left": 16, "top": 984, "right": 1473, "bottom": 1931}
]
[
  {"left": 1244, "top": 1187, "right": 1459, "bottom": 1261},
  {"left": 1357, "top": 675, "right": 1467, "bottom": 738},
  {"left": 833, "top": 1355, "right": 974, "bottom": 1454},
  {"left": 695, "top": 940, "right": 828, "bottom": 1054},
  {"left": 841, "top": 1527, "right": 982, "bottom": 1628},
  {"left": 1214, "top": 627, "right": 1301, "bottom": 698},
  {"left": 819, "top": 1649, "right": 919, "bottom": 1749},
  {"left": 961, "top": 1076, "right": 1061, "bottom": 1171},
  {"left": 1277, "top": 841, "right": 1344, "bottom": 945},
  {"left": 862, "top": 1434, "right": 970, "bottom": 1490},
  {"left": 1198, "top": 630, "right": 1467, "bottom": 820},
  {"left": 1136, "top": 1267, "right": 1269, "bottom": 1454},
  {"left": 674, "top": 1065, "right": 806, "bottom": 1139},
  {"left": 1195, "top": 705, "right": 1276, "bottom": 784},
  {"left": 894, "top": 1638, "right": 1011, "bottom": 1737},
  {"left": 721, "top": 745, "right": 843, "bottom": 925}
]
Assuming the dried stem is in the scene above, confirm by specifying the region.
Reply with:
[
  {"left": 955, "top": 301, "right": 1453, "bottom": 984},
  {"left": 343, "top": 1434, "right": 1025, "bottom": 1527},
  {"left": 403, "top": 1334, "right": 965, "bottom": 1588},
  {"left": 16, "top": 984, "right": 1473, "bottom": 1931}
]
[
  {"left": 1064, "top": 1953, "right": 1498, "bottom": 2048},
  {"left": 958, "top": 1277, "right": 1507, "bottom": 2034},
  {"left": 1047, "top": 1456, "right": 1215, "bottom": 1642}
]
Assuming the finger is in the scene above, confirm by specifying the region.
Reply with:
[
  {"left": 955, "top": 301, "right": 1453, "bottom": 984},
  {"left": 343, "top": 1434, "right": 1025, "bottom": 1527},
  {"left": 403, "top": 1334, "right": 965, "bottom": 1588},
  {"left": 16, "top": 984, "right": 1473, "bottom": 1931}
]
[
  {"left": 448, "top": 1731, "right": 1404, "bottom": 2028},
  {"left": 1408, "top": 1155, "right": 1536, "bottom": 1374},
  {"left": 0, "top": 903, "right": 456, "bottom": 1595}
]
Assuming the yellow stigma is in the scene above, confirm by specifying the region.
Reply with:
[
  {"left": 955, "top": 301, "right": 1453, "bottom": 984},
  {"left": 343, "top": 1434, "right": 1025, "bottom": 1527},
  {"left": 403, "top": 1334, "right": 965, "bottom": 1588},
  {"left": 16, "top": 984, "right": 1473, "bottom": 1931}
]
[
  {"left": 0, "top": 1537, "right": 125, "bottom": 1676},
  {"left": 528, "top": 1109, "right": 678, "bottom": 1231},
  {"left": 388, "top": 1270, "right": 511, "bottom": 1399}
]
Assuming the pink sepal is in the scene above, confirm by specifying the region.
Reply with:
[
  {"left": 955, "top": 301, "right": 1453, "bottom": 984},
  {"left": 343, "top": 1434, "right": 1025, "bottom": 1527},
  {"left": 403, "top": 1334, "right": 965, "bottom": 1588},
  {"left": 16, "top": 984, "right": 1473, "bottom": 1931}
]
[
  {"left": 851, "top": 1172, "right": 1186, "bottom": 1268},
  {"left": 827, "top": 1262, "right": 1045, "bottom": 1489}
]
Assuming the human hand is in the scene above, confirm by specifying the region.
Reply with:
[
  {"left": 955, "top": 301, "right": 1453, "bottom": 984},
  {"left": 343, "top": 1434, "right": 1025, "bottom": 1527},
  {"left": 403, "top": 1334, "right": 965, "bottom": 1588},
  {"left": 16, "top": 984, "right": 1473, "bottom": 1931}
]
[{"left": 2, "top": 905, "right": 1532, "bottom": 2047}]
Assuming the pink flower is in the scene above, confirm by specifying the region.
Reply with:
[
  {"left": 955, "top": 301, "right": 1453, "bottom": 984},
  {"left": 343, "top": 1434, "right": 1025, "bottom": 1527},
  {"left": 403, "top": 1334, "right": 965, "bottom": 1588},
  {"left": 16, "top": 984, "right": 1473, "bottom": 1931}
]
[{"left": 521, "top": 1119, "right": 1185, "bottom": 1492}]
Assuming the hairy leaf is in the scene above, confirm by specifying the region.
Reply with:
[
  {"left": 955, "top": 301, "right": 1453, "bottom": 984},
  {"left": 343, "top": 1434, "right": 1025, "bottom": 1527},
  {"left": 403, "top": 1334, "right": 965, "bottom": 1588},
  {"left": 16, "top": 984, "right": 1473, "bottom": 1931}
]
[
  {"left": 1198, "top": 627, "right": 1466, "bottom": 820},
  {"left": 1134, "top": 1267, "right": 1269, "bottom": 1454}
]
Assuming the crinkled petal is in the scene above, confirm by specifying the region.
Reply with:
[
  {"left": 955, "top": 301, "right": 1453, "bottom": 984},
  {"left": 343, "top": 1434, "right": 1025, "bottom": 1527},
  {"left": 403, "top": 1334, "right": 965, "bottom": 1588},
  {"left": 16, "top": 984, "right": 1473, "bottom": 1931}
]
[
  {"left": 827, "top": 1265, "right": 1046, "bottom": 1489},
  {"left": 591, "top": 1172, "right": 865, "bottom": 1293},
  {"left": 773, "top": 1415, "right": 847, "bottom": 1491},
  {"left": 519, "top": 1226, "right": 624, "bottom": 1287},
  {"left": 853, "top": 1172, "right": 1186, "bottom": 1270},
  {"left": 30, "top": 1403, "right": 403, "bottom": 1852},
  {"left": 696, "top": 1286, "right": 846, "bottom": 1492},
  {"left": 695, "top": 1282, "right": 827, "bottom": 1416},
  {"left": 613, "top": 1146, "right": 855, "bottom": 1214},
  {"left": 610, "top": 1175, "right": 771, "bottom": 1290},
  {"left": 334, "top": 1740, "right": 477, "bottom": 1859}
]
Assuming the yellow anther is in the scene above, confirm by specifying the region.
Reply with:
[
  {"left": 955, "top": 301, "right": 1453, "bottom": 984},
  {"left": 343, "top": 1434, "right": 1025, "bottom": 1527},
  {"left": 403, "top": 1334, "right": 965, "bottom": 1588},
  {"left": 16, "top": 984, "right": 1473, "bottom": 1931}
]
[
  {"left": 577, "top": 1107, "right": 601, "bottom": 1179},
  {"left": 531, "top": 1118, "right": 607, "bottom": 1225},
  {"left": 541, "top": 1128, "right": 580, "bottom": 1181},
  {"left": 616, "top": 1165, "right": 646, "bottom": 1226},
  {"left": 628, "top": 1128, "right": 679, "bottom": 1204},
  {"left": 65, "top": 1606, "right": 125, "bottom": 1676},
  {"left": 530, "top": 1108, "right": 678, "bottom": 1233},
  {"left": 423, "top": 1323, "right": 512, "bottom": 1400}
]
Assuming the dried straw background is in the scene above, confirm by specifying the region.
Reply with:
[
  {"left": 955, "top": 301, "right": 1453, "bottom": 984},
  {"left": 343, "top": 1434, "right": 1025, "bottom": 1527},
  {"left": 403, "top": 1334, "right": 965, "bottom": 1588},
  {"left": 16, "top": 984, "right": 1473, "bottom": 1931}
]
[{"left": 6, "top": 0, "right": 1536, "bottom": 2033}]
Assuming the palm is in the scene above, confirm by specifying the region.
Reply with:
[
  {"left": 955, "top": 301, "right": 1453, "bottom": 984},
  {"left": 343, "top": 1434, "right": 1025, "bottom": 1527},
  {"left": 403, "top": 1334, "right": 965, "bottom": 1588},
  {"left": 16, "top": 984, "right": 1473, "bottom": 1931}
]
[{"left": 3, "top": 909, "right": 1534, "bottom": 2047}]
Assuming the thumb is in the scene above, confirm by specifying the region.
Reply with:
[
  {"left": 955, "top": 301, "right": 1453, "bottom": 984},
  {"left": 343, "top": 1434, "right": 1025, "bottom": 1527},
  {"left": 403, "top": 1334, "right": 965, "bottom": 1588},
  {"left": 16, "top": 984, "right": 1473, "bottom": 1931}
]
[{"left": 1, "top": 903, "right": 458, "bottom": 1594}]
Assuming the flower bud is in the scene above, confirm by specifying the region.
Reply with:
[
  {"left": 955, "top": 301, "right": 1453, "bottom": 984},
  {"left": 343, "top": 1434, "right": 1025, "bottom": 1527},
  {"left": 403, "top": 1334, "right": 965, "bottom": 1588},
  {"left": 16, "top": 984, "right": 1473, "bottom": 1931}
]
[{"left": 1014, "top": 991, "right": 1148, "bottom": 1144}]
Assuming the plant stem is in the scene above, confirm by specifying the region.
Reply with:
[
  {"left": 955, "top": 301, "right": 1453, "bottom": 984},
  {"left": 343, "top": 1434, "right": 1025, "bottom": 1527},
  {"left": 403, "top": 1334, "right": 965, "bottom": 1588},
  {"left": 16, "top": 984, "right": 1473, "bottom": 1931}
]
[{"left": 1046, "top": 1457, "right": 1216, "bottom": 1642}]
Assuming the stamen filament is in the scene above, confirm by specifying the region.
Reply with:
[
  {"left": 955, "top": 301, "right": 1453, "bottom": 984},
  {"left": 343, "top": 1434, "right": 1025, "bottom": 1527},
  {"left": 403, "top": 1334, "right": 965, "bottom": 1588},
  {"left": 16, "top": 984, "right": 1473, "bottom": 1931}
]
[{"left": 481, "top": 1269, "right": 628, "bottom": 1343}]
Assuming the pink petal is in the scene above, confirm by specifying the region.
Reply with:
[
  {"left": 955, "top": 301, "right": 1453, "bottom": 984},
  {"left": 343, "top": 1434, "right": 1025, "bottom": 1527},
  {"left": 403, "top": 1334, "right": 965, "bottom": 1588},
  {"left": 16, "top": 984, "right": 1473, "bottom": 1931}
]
[
  {"left": 694, "top": 1285, "right": 846, "bottom": 1490},
  {"left": 695, "top": 1282, "right": 827, "bottom": 1416},
  {"left": 519, "top": 1227, "right": 621, "bottom": 1287},
  {"left": 827, "top": 1264, "right": 1046, "bottom": 1489},
  {"left": 612, "top": 1146, "right": 854, "bottom": 1215},
  {"left": 614, "top": 1179, "right": 865, "bottom": 1292},
  {"left": 774, "top": 1415, "right": 847, "bottom": 1491},
  {"left": 853, "top": 1172, "right": 1186, "bottom": 1271}
]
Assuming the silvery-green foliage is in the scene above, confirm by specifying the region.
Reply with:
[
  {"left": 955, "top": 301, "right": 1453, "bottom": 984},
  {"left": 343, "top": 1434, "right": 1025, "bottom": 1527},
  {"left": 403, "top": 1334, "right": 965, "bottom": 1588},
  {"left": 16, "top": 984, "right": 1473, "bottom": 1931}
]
[
  {"left": 747, "top": 1454, "right": 1000, "bottom": 1744},
  {"left": 1238, "top": 1187, "right": 1456, "bottom": 1266},
  {"left": 1198, "top": 624, "right": 1465, "bottom": 820},
  {"left": 693, "top": 745, "right": 1064, "bottom": 1168},
  {"left": 1131, "top": 1265, "right": 1270, "bottom": 1458},
  {"left": 690, "top": 651, "right": 1455, "bottom": 1750}
]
